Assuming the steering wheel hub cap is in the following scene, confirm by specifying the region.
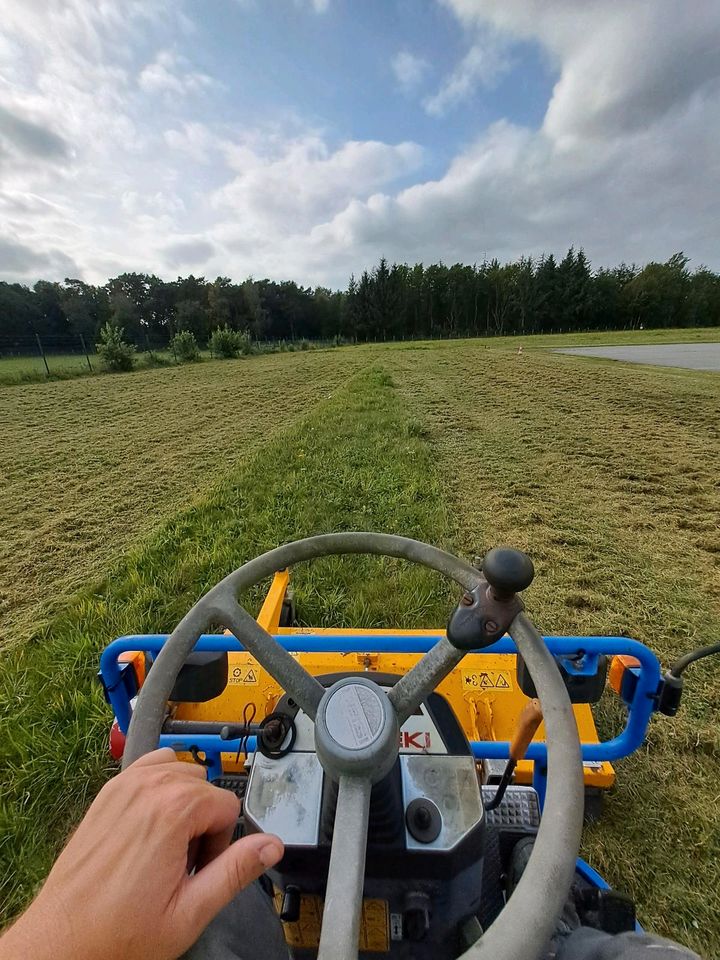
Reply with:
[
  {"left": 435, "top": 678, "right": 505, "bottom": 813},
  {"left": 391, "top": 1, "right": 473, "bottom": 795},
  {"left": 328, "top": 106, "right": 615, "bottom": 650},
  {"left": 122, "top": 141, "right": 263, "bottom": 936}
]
[
  {"left": 315, "top": 677, "right": 399, "bottom": 782},
  {"left": 325, "top": 682, "right": 384, "bottom": 749}
]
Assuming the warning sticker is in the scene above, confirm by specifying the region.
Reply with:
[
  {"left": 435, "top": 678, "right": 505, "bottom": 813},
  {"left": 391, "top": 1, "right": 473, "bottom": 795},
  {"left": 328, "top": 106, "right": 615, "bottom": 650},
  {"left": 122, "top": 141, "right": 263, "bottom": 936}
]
[
  {"left": 228, "top": 666, "right": 258, "bottom": 685},
  {"left": 274, "top": 891, "right": 389, "bottom": 952},
  {"left": 461, "top": 669, "right": 513, "bottom": 691}
]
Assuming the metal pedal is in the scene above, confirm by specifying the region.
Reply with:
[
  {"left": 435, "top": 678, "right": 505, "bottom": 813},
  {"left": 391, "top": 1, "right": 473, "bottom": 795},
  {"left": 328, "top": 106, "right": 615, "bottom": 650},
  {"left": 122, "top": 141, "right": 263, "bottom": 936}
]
[
  {"left": 212, "top": 775, "right": 248, "bottom": 841},
  {"left": 482, "top": 785, "right": 540, "bottom": 828},
  {"left": 211, "top": 774, "right": 248, "bottom": 801}
]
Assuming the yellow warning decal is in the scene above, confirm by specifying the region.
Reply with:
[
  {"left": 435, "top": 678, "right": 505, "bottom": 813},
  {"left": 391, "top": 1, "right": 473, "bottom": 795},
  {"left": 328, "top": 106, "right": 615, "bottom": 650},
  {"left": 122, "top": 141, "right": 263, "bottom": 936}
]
[
  {"left": 274, "top": 891, "right": 389, "bottom": 952},
  {"left": 228, "top": 666, "right": 258, "bottom": 685},
  {"left": 461, "top": 669, "right": 513, "bottom": 691}
]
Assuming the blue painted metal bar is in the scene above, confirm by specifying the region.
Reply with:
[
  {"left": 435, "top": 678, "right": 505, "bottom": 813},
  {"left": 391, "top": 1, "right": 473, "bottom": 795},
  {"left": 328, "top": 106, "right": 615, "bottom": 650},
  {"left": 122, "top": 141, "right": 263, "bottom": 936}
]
[
  {"left": 575, "top": 858, "right": 645, "bottom": 931},
  {"left": 575, "top": 856, "right": 610, "bottom": 890},
  {"left": 532, "top": 763, "right": 548, "bottom": 808},
  {"left": 101, "top": 632, "right": 661, "bottom": 763},
  {"left": 158, "top": 733, "right": 258, "bottom": 754}
]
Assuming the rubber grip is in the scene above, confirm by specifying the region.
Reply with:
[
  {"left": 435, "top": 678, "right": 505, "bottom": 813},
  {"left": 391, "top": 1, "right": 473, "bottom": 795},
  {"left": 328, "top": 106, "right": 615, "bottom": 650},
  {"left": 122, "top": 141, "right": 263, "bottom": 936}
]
[{"left": 509, "top": 697, "right": 543, "bottom": 762}]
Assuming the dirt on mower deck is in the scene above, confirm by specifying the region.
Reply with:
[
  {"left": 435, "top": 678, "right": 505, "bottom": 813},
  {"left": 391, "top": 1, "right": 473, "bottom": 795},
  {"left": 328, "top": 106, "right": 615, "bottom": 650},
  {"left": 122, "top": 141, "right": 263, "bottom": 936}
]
[{"left": 555, "top": 341, "right": 720, "bottom": 371}]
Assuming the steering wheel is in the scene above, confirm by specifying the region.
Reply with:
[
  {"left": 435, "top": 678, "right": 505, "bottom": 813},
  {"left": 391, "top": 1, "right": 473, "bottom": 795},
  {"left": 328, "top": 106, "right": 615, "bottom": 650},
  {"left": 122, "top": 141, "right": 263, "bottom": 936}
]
[{"left": 123, "top": 533, "right": 583, "bottom": 960}]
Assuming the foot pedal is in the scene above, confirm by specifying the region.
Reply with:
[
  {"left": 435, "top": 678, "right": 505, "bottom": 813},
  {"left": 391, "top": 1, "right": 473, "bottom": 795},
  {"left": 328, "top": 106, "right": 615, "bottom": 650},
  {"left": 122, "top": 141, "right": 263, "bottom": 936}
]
[
  {"left": 212, "top": 775, "right": 248, "bottom": 801},
  {"left": 482, "top": 785, "right": 540, "bottom": 828},
  {"left": 212, "top": 775, "right": 248, "bottom": 841}
]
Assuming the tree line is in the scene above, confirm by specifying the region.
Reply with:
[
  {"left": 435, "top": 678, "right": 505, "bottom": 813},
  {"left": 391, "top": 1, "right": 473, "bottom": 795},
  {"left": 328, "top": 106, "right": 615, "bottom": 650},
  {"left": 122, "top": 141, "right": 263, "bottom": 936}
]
[
  {"left": 1, "top": 249, "right": 719, "bottom": 349},
  {"left": 0, "top": 274, "right": 345, "bottom": 348}
]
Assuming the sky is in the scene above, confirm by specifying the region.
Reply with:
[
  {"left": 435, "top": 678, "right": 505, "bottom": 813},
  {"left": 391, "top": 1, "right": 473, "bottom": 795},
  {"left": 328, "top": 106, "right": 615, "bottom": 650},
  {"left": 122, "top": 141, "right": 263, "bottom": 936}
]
[{"left": 1, "top": 0, "right": 719, "bottom": 289}]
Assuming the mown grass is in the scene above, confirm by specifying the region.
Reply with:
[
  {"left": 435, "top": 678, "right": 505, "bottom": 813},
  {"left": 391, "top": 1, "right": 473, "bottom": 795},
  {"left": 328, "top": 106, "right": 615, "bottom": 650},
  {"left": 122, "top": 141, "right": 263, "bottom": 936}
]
[
  {"left": 2, "top": 329, "right": 718, "bottom": 954},
  {"left": 0, "top": 342, "right": 335, "bottom": 386},
  {"left": 4, "top": 326, "right": 717, "bottom": 386},
  {"left": 383, "top": 326, "right": 720, "bottom": 354},
  {"left": 389, "top": 340, "right": 720, "bottom": 955},
  {"left": 0, "top": 348, "right": 370, "bottom": 650},
  {"left": 0, "top": 353, "right": 95, "bottom": 384},
  {"left": 0, "top": 351, "right": 183, "bottom": 385},
  {"left": 0, "top": 366, "right": 452, "bottom": 922},
  {"left": 506, "top": 326, "right": 720, "bottom": 349}
]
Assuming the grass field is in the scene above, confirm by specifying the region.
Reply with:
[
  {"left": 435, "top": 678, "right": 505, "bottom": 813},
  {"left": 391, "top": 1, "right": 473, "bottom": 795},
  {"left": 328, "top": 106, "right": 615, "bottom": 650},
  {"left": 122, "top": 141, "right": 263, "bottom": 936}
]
[
  {"left": 0, "top": 342, "right": 330, "bottom": 386},
  {"left": 1, "top": 331, "right": 719, "bottom": 954},
  {"left": 3, "top": 326, "right": 718, "bottom": 385},
  {"left": 0, "top": 352, "right": 95, "bottom": 384},
  {"left": 0, "top": 348, "right": 368, "bottom": 649},
  {"left": 0, "top": 349, "right": 188, "bottom": 385}
]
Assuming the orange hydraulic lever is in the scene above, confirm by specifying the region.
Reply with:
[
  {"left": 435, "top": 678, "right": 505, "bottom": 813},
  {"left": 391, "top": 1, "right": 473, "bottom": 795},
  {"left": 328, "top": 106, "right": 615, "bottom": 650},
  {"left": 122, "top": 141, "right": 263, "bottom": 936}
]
[{"left": 486, "top": 698, "right": 543, "bottom": 811}]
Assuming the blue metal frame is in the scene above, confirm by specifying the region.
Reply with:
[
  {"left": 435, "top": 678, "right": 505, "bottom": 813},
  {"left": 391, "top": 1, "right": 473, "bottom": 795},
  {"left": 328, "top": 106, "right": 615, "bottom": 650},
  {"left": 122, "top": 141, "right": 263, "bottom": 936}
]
[
  {"left": 100, "top": 632, "right": 660, "bottom": 901},
  {"left": 575, "top": 858, "right": 644, "bottom": 930},
  {"left": 101, "top": 632, "right": 661, "bottom": 781}
]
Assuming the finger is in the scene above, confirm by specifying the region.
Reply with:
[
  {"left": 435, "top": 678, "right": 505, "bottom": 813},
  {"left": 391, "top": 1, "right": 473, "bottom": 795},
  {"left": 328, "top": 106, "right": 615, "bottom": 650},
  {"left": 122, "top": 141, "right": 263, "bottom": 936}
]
[
  {"left": 179, "top": 834, "right": 284, "bottom": 928},
  {"left": 183, "top": 782, "right": 242, "bottom": 840},
  {"left": 131, "top": 750, "right": 207, "bottom": 781},
  {"left": 194, "top": 821, "right": 235, "bottom": 871},
  {"left": 129, "top": 747, "right": 178, "bottom": 769},
  {"left": 170, "top": 759, "right": 209, "bottom": 780}
]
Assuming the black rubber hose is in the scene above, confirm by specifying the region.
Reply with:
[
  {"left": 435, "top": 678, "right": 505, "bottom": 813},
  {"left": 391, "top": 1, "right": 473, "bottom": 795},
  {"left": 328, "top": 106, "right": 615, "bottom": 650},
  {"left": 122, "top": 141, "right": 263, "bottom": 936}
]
[{"left": 669, "top": 640, "right": 720, "bottom": 678}]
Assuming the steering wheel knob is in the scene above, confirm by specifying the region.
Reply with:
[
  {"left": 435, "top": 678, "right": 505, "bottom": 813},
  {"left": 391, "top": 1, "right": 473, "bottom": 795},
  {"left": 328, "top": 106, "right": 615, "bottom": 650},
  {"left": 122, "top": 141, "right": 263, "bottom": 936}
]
[
  {"left": 483, "top": 547, "right": 534, "bottom": 598},
  {"left": 315, "top": 677, "right": 399, "bottom": 783}
]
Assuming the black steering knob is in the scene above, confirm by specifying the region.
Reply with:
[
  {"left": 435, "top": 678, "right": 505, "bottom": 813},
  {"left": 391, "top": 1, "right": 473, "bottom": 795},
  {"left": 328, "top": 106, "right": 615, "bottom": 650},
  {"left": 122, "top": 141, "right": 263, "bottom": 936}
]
[{"left": 483, "top": 548, "right": 534, "bottom": 598}]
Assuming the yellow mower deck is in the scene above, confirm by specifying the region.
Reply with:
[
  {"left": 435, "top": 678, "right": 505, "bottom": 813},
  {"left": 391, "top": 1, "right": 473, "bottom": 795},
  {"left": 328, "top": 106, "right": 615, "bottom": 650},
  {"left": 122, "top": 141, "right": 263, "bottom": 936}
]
[{"left": 172, "top": 571, "right": 614, "bottom": 790}]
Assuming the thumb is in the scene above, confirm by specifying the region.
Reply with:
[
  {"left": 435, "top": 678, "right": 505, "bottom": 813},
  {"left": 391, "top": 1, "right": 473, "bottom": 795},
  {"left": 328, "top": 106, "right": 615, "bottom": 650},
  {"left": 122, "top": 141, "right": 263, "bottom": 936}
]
[{"left": 179, "top": 833, "right": 284, "bottom": 930}]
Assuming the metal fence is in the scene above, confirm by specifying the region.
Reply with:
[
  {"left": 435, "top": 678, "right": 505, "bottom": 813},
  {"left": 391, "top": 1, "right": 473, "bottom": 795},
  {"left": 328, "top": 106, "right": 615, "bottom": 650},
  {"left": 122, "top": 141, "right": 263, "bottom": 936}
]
[
  {"left": 0, "top": 332, "right": 340, "bottom": 382},
  {"left": 0, "top": 332, "right": 177, "bottom": 380}
]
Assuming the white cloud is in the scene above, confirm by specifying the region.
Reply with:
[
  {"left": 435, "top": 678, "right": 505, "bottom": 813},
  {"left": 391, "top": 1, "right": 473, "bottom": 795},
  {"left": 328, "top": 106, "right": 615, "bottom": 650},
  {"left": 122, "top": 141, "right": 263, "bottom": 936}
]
[
  {"left": 424, "top": 34, "right": 510, "bottom": 115},
  {"left": 121, "top": 190, "right": 186, "bottom": 218},
  {"left": 213, "top": 134, "right": 424, "bottom": 236},
  {"left": 138, "top": 50, "right": 215, "bottom": 96},
  {"left": 236, "top": 0, "right": 330, "bottom": 10},
  {"left": 163, "top": 237, "right": 216, "bottom": 267},
  {"left": 300, "top": 0, "right": 720, "bottom": 280},
  {"left": 392, "top": 51, "right": 429, "bottom": 91},
  {"left": 163, "top": 122, "right": 215, "bottom": 162},
  {"left": 440, "top": 0, "right": 720, "bottom": 141},
  {"left": 1, "top": 0, "right": 720, "bottom": 290}
]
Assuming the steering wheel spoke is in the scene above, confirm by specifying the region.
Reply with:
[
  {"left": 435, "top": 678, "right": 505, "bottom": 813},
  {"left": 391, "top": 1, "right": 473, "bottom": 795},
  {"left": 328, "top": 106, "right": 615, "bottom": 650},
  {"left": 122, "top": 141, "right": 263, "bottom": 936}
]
[
  {"left": 317, "top": 775, "right": 372, "bottom": 960},
  {"left": 388, "top": 636, "right": 465, "bottom": 726},
  {"left": 220, "top": 596, "right": 324, "bottom": 720}
]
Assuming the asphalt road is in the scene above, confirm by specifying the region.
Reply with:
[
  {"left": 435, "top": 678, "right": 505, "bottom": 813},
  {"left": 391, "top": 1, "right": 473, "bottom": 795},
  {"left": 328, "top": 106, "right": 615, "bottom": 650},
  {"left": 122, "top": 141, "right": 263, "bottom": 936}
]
[{"left": 555, "top": 342, "right": 720, "bottom": 371}]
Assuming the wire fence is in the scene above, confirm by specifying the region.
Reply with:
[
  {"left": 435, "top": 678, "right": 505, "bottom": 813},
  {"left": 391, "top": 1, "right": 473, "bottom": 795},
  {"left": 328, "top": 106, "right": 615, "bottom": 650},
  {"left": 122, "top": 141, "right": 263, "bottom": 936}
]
[
  {"left": 0, "top": 332, "right": 341, "bottom": 384},
  {"left": 0, "top": 333, "right": 174, "bottom": 380}
]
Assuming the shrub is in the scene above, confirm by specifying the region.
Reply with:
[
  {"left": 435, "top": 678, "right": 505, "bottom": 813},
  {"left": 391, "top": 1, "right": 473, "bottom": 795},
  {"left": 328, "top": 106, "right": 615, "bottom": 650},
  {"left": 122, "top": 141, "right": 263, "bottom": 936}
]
[
  {"left": 299, "top": 339, "right": 310, "bottom": 351},
  {"left": 239, "top": 331, "right": 254, "bottom": 355},
  {"left": 209, "top": 325, "right": 253, "bottom": 359},
  {"left": 96, "top": 322, "right": 135, "bottom": 372},
  {"left": 170, "top": 330, "right": 200, "bottom": 362},
  {"left": 144, "top": 350, "right": 172, "bottom": 368}
]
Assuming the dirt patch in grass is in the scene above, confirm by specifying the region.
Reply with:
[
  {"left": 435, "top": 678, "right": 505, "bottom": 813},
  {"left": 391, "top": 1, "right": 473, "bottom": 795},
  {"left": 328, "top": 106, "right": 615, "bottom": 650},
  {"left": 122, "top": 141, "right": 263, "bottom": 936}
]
[{"left": 389, "top": 341, "right": 720, "bottom": 955}]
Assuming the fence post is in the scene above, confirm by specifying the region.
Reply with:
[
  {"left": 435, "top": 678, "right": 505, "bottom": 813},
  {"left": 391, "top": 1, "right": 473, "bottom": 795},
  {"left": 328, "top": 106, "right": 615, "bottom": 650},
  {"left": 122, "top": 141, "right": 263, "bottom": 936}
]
[
  {"left": 79, "top": 333, "right": 93, "bottom": 372},
  {"left": 35, "top": 333, "right": 50, "bottom": 377}
]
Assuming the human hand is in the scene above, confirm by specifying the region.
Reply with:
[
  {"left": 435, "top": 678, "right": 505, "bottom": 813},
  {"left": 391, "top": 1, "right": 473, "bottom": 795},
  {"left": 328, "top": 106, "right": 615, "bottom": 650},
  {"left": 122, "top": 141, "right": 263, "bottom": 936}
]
[{"left": 0, "top": 748, "right": 284, "bottom": 960}]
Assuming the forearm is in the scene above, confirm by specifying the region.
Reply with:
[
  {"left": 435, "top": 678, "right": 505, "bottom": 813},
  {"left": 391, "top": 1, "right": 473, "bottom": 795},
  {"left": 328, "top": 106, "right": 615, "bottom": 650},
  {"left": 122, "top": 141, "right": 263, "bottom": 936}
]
[{"left": 0, "top": 900, "right": 79, "bottom": 960}]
